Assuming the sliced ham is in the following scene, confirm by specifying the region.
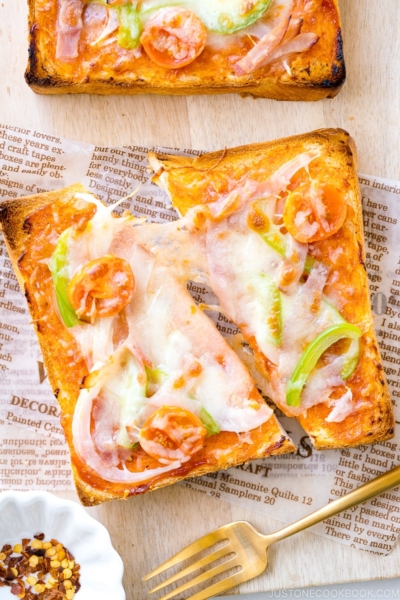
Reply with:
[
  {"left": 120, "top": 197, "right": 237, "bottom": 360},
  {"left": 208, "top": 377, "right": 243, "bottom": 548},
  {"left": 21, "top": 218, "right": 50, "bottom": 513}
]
[
  {"left": 206, "top": 178, "right": 270, "bottom": 220},
  {"left": 82, "top": 3, "right": 119, "bottom": 47},
  {"left": 198, "top": 151, "right": 320, "bottom": 221},
  {"left": 234, "top": 0, "right": 319, "bottom": 76},
  {"left": 262, "top": 32, "right": 319, "bottom": 66},
  {"left": 234, "top": 0, "right": 295, "bottom": 75},
  {"left": 56, "top": 0, "right": 84, "bottom": 61},
  {"left": 263, "top": 150, "right": 321, "bottom": 196},
  {"left": 72, "top": 342, "right": 184, "bottom": 483},
  {"left": 282, "top": 17, "right": 304, "bottom": 43},
  {"left": 73, "top": 372, "right": 182, "bottom": 484}
]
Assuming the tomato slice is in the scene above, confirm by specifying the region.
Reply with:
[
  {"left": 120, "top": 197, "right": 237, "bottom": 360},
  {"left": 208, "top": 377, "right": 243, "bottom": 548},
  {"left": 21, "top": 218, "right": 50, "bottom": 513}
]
[
  {"left": 68, "top": 255, "right": 135, "bottom": 321},
  {"left": 139, "top": 406, "right": 207, "bottom": 465},
  {"left": 283, "top": 181, "right": 347, "bottom": 243},
  {"left": 140, "top": 7, "right": 207, "bottom": 69}
]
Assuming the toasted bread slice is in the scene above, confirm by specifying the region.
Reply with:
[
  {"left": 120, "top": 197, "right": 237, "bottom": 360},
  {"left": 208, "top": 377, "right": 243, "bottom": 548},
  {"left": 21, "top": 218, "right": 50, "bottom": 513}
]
[
  {"left": 148, "top": 129, "right": 395, "bottom": 449},
  {"left": 0, "top": 183, "right": 295, "bottom": 506},
  {"left": 26, "top": 0, "right": 345, "bottom": 99}
]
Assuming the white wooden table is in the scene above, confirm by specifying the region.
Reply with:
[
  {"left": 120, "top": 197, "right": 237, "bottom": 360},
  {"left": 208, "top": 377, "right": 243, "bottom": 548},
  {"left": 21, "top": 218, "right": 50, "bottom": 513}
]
[{"left": 1, "top": 2, "right": 400, "bottom": 598}]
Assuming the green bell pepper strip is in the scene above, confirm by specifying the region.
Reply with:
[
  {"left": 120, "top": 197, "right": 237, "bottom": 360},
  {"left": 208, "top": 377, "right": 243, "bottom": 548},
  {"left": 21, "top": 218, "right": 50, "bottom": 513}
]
[
  {"left": 250, "top": 273, "right": 282, "bottom": 346},
  {"left": 286, "top": 323, "right": 363, "bottom": 407},
  {"left": 260, "top": 231, "right": 315, "bottom": 275},
  {"left": 117, "top": 5, "right": 141, "bottom": 49},
  {"left": 263, "top": 275, "right": 282, "bottom": 346},
  {"left": 260, "top": 231, "right": 286, "bottom": 256},
  {"left": 50, "top": 230, "right": 80, "bottom": 328},
  {"left": 200, "top": 408, "right": 220, "bottom": 437},
  {"left": 303, "top": 256, "right": 316, "bottom": 276},
  {"left": 340, "top": 337, "right": 360, "bottom": 381},
  {"left": 145, "top": 366, "right": 168, "bottom": 385},
  {"left": 321, "top": 301, "right": 361, "bottom": 381}
]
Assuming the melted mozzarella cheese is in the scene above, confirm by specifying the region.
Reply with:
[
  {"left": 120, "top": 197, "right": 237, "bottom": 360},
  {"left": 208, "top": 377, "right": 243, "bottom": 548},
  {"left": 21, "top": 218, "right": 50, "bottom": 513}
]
[
  {"left": 72, "top": 316, "right": 115, "bottom": 369},
  {"left": 179, "top": 151, "right": 353, "bottom": 419},
  {"left": 73, "top": 368, "right": 182, "bottom": 483},
  {"left": 68, "top": 204, "right": 273, "bottom": 482},
  {"left": 138, "top": 0, "right": 272, "bottom": 34},
  {"left": 103, "top": 348, "right": 148, "bottom": 448},
  {"left": 68, "top": 138, "right": 353, "bottom": 481},
  {"left": 68, "top": 193, "right": 134, "bottom": 278},
  {"left": 205, "top": 218, "right": 282, "bottom": 365},
  {"left": 125, "top": 258, "right": 272, "bottom": 432},
  {"left": 326, "top": 388, "right": 362, "bottom": 423}
]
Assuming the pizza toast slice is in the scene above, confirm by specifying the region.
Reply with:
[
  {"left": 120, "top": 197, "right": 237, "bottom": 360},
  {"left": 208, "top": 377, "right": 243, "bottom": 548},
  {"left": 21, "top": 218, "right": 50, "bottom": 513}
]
[
  {"left": 149, "top": 128, "right": 395, "bottom": 449},
  {"left": 26, "top": 0, "right": 345, "bottom": 100},
  {"left": 0, "top": 183, "right": 295, "bottom": 506}
]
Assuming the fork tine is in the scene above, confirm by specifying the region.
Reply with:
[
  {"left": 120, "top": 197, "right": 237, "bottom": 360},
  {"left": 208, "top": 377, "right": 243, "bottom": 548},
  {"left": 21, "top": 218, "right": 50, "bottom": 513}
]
[
  {"left": 148, "top": 542, "right": 233, "bottom": 594},
  {"left": 142, "top": 525, "right": 230, "bottom": 582},
  {"left": 186, "top": 571, "right": 248, "bottom": 600},
  {"left": 154, "top": 556, "right": 238, "bottom": 600}
]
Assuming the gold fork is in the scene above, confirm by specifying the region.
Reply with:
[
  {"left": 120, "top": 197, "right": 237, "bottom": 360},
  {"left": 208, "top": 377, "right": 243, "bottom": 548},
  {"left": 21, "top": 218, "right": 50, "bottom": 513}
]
[{"left": 143, "top": 464, "right": 400, "bottom": 600}]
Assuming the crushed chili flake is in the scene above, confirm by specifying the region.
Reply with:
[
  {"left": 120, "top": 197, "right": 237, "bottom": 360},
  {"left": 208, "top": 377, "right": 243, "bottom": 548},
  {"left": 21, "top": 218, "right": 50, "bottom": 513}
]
[{"left": 0, "top": 535, "right": 81, "bottom": 599}]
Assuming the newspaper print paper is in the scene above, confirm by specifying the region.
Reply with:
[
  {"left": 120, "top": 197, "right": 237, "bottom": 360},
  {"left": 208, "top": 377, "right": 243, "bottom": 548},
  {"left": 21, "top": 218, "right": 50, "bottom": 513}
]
[{"left": 0, "top": 123, "right": 399, "bottom": 555}]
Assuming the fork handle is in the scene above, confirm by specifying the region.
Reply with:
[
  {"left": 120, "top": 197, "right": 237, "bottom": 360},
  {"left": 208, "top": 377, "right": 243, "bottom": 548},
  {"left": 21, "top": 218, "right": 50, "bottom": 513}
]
[{"left": 269, "top": 464, "right": 400, "bottom": 544}]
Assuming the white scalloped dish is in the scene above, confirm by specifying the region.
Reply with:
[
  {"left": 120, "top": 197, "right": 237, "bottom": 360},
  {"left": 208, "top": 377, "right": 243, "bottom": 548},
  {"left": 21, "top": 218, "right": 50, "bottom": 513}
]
[{"left": 0, "top": 491, "right": 125, "bottom": 600}]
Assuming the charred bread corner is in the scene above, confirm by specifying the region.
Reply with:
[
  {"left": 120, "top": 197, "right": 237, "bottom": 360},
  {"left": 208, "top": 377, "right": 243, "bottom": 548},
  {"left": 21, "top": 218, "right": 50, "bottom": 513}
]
[
  {"left": 0, "top": 183, "right": 295, "bottom": 506},
  {"left": 26, "top": 0, "right": 345, "bottom": 100},
  {"left": 149, "top": 129, "right": 395, "bottom": 449}
]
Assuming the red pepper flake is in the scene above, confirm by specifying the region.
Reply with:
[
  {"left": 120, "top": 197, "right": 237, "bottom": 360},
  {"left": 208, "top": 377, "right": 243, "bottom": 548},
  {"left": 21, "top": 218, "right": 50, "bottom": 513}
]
[
  {"left": 0, "top": 535, "right": 81, "bottom": 599},
  {"left": 10, "top": 581, "right": 24, "bottom": 596}
]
